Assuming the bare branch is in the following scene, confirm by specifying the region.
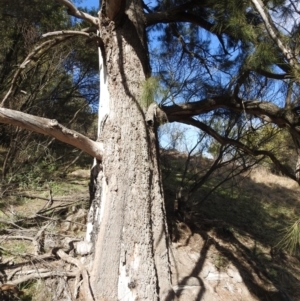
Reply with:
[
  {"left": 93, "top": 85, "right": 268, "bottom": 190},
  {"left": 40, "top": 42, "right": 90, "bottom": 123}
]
[
  {"left": 56, "top": 249, "right": 94, "bottom": 301},
  {"left": 0, "top": 108, "right": 103, "bottom": 160},
  {"left": 162, "top": 96, "right": 296, "bottom": 128},
  {"left": 1, "top": 36, "right": 73, "bottom": 107},
  {"left": 181, "top": 118, "right": 297, "bottom": 181},
  {"left": 54, "top": 0, "right": 98, "bottom": 25},
  {"left": 170, "top": 24, "right": 213, "bottom": 79},
  {"left": 6, "top": 270, "right": 78, "bottom": 285},
  {"left": 255, "top": 68, "right": 291, "bottom": 80},
  {"left": 42, "top": 30, "right": 90, "bottom": 39},
  {"left": 145, "top": 10, "right": 214, "bottom": 31},
  {"left": 42, "top": 29, "right": 103, "bottom": 46},
  {"left": 289, "top": 0, "right": 300, "bottom": 15}
]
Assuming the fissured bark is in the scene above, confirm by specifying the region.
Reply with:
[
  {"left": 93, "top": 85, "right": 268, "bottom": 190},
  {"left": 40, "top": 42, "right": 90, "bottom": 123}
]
[{"left": 88, "top": 1, "right": 173, "bottom": 300}]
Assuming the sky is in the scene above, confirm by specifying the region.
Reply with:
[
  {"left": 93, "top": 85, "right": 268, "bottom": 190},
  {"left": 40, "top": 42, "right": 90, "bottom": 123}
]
[
  {"left": 76, "top": 0, "right": 208, "bottom": 153},
  {"left": 81, "top": 0, "right": 99, "bottom": 9},
  {"left": 73, "top": 0, "right": 300, "bottom": 154}
]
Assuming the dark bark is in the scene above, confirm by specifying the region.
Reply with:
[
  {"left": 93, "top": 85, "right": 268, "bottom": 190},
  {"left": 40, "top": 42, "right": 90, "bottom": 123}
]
[{"left": 162, "top": 96, "right": 300, "bottom": 132}]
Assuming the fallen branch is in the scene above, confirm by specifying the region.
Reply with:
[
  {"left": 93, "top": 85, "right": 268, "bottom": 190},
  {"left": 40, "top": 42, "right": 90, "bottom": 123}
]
[
  {"left": 56, "top": 249, "right": 94, "bottom": 301},
  {"left": 11, "top": 193, "right": 88, "bottom": 203},
  {"left": 6, "top": 270, "right": 78, "bottom": 285}
]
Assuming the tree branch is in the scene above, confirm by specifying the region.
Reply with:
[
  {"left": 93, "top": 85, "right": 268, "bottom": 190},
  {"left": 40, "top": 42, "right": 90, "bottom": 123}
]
[
  {"left": 255, "top": 68, "right": 291, "bottom": 80},
  {"left": 42, "top": 30, "right": 90, "bottom": 39},
  {"left": 54, "top": 0, "right": 98, "bottom": 25},
  {"left": 181, "top": 118, "right": 297, "bottom": 181},
  {"left": 56, "top": 249, "right": 94, "bottom": 301},
  {"left": 1, "top": 26, "right": 102, "bottom": 109},
  {"left": 289, "top": 0, "right": 300, "bottom": 15},
  {"left": 0, "top": 108, "right": 103, "bottom": 160},
  {"left": 6, "top": 270, "right": 78, "bottom": 285},
  {"left": 250, "top": 0, "right": 299, "bottom": 69},
  {"left": 145, "top": 1, "right": 229, "bottom": 52},
  {"left": 162, "top": 96, "right": 297, "bottom": 128},
  {"left": 1, "top": 36, "right": 74, "bottom": 107},
  {"left": 146, "top": 10, "right": 214, "bottom": 31}
]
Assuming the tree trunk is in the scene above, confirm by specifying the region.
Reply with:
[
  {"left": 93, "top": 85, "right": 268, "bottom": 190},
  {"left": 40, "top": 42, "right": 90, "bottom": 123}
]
[
  {"left": 85, "top": 2, "right": 173, "bottom": 300},
  {"left": 296, "top": 153, "right": 300, "bottom": 182}
]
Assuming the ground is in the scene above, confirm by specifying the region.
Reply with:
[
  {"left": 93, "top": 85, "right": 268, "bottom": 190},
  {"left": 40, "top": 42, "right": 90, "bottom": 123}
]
[{"left": 0, "top": 160, "right": 300, "bottom": 301}]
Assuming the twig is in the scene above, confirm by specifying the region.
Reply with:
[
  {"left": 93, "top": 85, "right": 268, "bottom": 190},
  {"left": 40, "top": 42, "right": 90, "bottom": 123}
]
[
  {"left": 56, "top": 249, "right": 94, "bottom": 301},
  {"left": 6, "top": 270, "right": 78, "bottom": 285},
  {"left": 44, "top": 184, "right": 53, "bottom": 209},
  {"left": 250, "top": 0, "right": 298, "bottom": 69},
  {"left": 12, "top": 193, "right": 88, "bottom": 202},
  {"left": 55, "top": 0, "right": 98, "bottom": 25},
  {"left": 1, "top": 36, "right": 73, "bottom": 107}
]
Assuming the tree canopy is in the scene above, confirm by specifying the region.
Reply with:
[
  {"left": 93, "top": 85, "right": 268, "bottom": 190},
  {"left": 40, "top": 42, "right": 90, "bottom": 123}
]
[
  {"left": 1, "top": 1, "right": 300, "bottom": 300},
  {"left": 144, "top": 0, "right": 300, "bottom": 181},
  {"left": 1, "top": 0, "right": 300, "bottom": 181}
]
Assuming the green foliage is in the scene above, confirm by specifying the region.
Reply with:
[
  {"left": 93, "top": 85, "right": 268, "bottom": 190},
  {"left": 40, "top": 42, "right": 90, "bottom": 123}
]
[
  {"left": 0, "top": 0, "right": 98, "bottom": 181},
  {"left": 214, "top": 253, "right": 230, "bottom": 270},
  {"left": 246, "top": 40, "right": 280, "bottom": 70},
  {"left": 140, "top": 76, "right": 160, "bottom": 109},
  {"left": 277, "top": 219, "right": 300, "bottom": 255}
]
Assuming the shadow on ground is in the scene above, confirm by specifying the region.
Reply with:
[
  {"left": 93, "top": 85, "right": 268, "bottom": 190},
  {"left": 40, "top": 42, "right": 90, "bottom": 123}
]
[{"left": 165, "top": 168, "right": 300, "bottom": 301}]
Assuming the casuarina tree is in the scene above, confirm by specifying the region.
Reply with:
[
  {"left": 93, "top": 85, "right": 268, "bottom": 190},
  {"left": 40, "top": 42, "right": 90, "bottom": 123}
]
[{"left": 1, "top": 0, "right": 300, "bottom": 300}]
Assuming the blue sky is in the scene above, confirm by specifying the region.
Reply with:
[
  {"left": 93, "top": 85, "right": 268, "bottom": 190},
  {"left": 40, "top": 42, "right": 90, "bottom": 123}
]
[{"left": 81, "top": 0, "right": 99, "bottom": 9}]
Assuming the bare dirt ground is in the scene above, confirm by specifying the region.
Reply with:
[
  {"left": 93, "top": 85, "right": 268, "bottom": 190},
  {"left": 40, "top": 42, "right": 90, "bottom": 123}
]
[{"left": 0, "top": 167, "right": 300, "bottom": 300}]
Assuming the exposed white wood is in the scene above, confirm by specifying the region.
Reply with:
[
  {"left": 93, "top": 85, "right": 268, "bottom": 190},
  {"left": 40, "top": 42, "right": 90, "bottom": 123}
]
[
  {"left": 86, "top": 38, "right": 110, "bottom": 243},
  {"left": 118, "top": 262, "right": 136, "bottom": 301}
]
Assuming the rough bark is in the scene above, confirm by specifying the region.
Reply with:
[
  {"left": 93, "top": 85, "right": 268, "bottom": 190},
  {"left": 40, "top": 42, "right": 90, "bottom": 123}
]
[
  {"left": 296, "top": 153, "right": 300, "bottom": 181},
  {"left": 86, "top": 1, "right": 172, "bottom": 300}
]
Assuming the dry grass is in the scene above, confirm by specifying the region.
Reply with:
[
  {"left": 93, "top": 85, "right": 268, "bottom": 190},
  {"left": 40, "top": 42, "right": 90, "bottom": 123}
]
[
  {"left": 249, "top": 166, "right": 299, "bottom": 189},
  {"left": 163, "top": 152, "right": 300, "bottom": 300}
]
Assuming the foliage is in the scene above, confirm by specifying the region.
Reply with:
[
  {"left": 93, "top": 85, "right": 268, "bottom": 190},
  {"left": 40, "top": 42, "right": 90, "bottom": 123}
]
[
  {"left": 277, "top": 219, "right": 300, "bottom": 255},
  {"left": 140, "top": 76, "right": 159, "bottom": 109},
  {"left": 0, "top": 0, "right": 98, "bottom": 182}
]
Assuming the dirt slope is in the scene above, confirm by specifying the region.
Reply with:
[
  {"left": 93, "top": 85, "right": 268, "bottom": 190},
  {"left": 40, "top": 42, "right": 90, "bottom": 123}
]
[{"left": 1, "top": 167, "right": 300, "bottom": 300}]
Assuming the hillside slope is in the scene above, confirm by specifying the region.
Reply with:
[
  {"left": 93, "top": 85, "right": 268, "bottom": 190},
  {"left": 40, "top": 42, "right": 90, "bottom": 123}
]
[{"left": 0, "top": 162, "right": 299, "bottom": 300}]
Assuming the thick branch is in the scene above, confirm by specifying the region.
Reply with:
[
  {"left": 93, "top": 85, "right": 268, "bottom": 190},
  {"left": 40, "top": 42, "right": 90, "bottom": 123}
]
[
  {"left": 162, "top": 96, "right": 298, "bottom": 127},
  {"left": 56, "top": 249, "right": 94, "bottom": 301},
  {"left": 146, "top": 9, "right": 229, "bottom": 56},
  {"left": 0, "top": 108, "right": 103, "bottom": 160},
  {"left": 54, "top": 0, "right": 98, "bottom": 25},
  {"left": 42, "top": 30, "right": 90, "bottom": 39},
  {"left": 255, "top": 68, "right": 291, "bottom": 80},
  {"left": 6, "top": 270, "right": 78, "bottom": 285}
]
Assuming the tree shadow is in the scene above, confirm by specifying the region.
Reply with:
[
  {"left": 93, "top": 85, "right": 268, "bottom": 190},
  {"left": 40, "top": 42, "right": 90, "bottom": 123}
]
[{"left": 165, "top": 170, "right": 300, "bottom": 300}]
